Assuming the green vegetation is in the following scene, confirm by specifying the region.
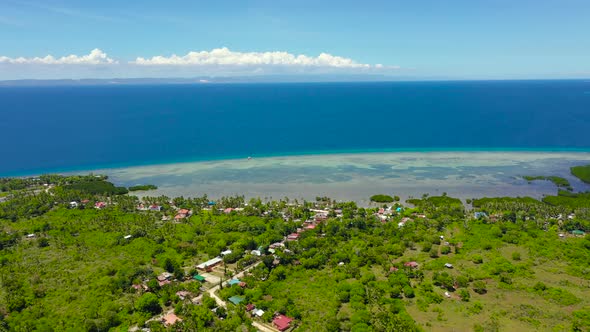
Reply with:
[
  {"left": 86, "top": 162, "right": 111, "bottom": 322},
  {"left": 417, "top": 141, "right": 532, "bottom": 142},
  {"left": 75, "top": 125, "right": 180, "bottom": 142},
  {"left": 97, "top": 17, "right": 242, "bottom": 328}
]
[
  {"left": 0, "top": 171, "right": 590, "bottom": 331},
  {"left": 523, "top": 175, "right": 573, "bottom": 191},
  {"left": 370, "top": 194, "right": 394, "bottom": 203},
  {"left": 128, "top": 184, "right": 158, "bottom": 192},
  {"left": 543, "top": 191, "right": 590, "bottom": 211},
  {"left": 571, "top": 164, "right": 590, "bottom": 184},
  {"left": 66, "top": 180, "right": 128, "bottom": 195}
]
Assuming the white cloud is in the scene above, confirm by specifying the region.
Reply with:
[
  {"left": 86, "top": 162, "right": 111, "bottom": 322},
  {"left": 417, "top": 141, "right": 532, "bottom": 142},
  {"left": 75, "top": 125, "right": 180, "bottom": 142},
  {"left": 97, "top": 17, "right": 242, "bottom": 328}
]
[
  {"left": 0, "top": 47, "right": 401, "bottom": 80},
  {"left": 0, "top": 49, "right": 117, "bottom": 65},
  {"left": 133, "top": 47, "right": 375, "bottom": 68}
]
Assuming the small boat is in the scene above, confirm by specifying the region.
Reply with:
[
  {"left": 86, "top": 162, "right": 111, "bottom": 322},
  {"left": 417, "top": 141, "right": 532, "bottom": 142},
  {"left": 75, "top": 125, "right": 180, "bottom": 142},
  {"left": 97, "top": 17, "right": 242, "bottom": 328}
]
[{"left": 247, "top": 156, "right": 252, "bottom": 160}]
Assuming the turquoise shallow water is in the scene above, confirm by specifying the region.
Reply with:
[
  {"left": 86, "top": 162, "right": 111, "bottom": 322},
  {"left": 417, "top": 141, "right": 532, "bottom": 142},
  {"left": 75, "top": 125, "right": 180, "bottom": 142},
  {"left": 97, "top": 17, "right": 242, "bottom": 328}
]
[
  {"left": 4, "top": 147, "right": 590, "bottom": 178},
  {"left": 1, "top": 80, "right": 590, "bottom": 176},
  {"left": 92, "top": 151, "right": 590, "bottom": 202}
]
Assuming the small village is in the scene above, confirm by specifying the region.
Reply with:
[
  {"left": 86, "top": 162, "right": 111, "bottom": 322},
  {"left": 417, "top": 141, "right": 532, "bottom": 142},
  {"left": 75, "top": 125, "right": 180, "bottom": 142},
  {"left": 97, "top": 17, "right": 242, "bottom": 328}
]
[
  {"left": 107, "top": 195, "right": 585, "bottom": 332},
  {"left": 2, "top": 174, "right": 589, "bottom": 331}
]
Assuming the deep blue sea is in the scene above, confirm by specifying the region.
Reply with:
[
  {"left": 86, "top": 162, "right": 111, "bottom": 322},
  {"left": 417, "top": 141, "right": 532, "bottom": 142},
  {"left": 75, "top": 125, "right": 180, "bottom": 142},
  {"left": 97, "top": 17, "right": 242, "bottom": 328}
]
[{"left": 1, "top": 80, "right": 590, "bottom": 176}]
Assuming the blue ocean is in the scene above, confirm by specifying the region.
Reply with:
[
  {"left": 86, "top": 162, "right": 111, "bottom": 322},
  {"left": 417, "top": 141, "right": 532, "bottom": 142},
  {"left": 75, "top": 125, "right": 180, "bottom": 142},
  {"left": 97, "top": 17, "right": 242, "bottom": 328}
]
[{"left": 1, "top": 80, "right": 590, "bottom": 176}]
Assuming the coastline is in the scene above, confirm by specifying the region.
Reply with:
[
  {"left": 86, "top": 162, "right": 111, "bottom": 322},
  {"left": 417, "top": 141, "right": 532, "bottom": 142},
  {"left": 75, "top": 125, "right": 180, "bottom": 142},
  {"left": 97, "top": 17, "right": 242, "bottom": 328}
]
[
  {"left": 64, "top": 150, "right": 590, "bottom": 203},
  {"left": 4, "top": 147, "right": 590, "bottom": 178}
]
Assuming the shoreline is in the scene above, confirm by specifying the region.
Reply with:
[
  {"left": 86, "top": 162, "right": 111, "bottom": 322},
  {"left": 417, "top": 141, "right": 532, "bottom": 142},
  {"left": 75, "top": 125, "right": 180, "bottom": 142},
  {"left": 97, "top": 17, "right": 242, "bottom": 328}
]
[
  {"left": 4, "top": 147, "right": 590, "bottom": 178},
  {"left": 89, "top": 150, "right": 590, "bottom": 203}
]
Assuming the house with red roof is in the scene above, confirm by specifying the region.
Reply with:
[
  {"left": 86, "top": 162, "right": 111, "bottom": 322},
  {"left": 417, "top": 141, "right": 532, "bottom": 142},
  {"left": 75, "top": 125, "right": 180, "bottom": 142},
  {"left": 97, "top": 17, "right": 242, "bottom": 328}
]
[
  {"left": 162, "top": 313, "right": 182, "bottom": 326},
  {"left": 287, "top": 233, "right": 300, "bottom": 241},
  {"left": 273, "top": 315, "right": 293, "bottom": 331},
  {"left": 404, "top": 261, "right": 419, "bottom": 268},
  {"left": 95, "top": 202, "right": 106, "bottom": 209}
]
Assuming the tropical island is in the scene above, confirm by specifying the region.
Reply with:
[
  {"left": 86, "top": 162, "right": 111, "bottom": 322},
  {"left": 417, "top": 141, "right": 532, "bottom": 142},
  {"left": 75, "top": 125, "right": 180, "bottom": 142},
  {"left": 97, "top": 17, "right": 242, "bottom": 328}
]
[{"left": 0, "top": 168, "right": 589, "bottom": 332}]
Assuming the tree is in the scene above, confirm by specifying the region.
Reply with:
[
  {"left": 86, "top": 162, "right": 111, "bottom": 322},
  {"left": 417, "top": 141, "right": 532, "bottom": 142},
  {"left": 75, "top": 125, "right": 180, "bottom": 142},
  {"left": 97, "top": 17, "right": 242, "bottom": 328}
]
[
  {"left": 433, "top": 272, "right": 453, "bottom": 290},
  {"left": 429, "top": 247, "right": 439, "bottom": 258},
  {"left": 403, "top": 285, "right": 415, "bottom": 298},
  {"left": 136, "top": 293, "right": 161, "bottom": 314},
  {"left": 458, "top": 289, "right": 470, "bottom": 301},
  {"left": 163, "top": 258, "right": 176, "bottom": 273},
  {"left": 37, "top": 238, "right": 49, "bottom": 248},
  {"left": 473, "top": 280, "right": 487, "bottom": 294},
  {"left": 262, "top": 255, "right": 275, "bottom": 270},
  {"left": 471, "top": 254, "right": 483, "bottom": 264},
  {"left": 456, "top": 275, "right": 470, "bottom": 288}
]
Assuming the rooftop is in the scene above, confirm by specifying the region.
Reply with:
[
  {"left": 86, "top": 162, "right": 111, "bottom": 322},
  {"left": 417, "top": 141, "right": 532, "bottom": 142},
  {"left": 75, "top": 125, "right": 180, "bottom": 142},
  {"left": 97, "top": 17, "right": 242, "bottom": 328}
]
[{"left": 228, "top": 295, "right": 245, "bottom": 305}]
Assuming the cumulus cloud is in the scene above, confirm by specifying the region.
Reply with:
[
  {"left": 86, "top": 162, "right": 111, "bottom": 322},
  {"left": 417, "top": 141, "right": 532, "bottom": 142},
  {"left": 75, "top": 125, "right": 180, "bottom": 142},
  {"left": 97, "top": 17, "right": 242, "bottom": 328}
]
[
  {"left": 133, "top": 47, "right": 376, "bottom": 68},
  {"left": 0, "top": 47, "right": 401, "bottom": 79},
  {"left": 0, "top": 49, "right": 117, "bottom": 65}
]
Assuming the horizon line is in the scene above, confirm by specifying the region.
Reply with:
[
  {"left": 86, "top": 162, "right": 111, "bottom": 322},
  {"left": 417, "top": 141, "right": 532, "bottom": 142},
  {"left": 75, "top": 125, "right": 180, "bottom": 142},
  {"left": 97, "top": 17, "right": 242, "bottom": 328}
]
[{"left": 1, "top": 76, "right": 589, "bottom": 86}]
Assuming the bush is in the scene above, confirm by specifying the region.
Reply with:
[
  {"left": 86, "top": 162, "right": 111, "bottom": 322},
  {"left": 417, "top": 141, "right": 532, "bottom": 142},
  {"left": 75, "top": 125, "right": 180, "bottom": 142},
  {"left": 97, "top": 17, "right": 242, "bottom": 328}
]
[
  {"left": 468, "top": 301, "right": 484, "bottom": 315},
  {"left": 421, "top": 242, "right": 432, "bottom": 253},
  {"left": 512, "top": 252, "right": 521, "bottom": 261},
  {"left": 533, "top": 282, "right": 547, "bottom": 292},
  {"left": 403, "top": 285, "right": 415, "bottom": 298},
  {"left": 429, "top": 247, "right": 439, "bottom": 258},
  {"left": 473, "top": 280, "right": 487, "bottom": 294},
  {"left": 456, "top": 275, "right": 470, "bottom": 288},
  {"left": 441, "top": 246, "right": 451, "bottom": 255},
  {"left": 499, "top": 273, "right": 512, "bottom": 285},
  {"left": 38, "top": 238, "right": 49, "bottom": 248},
  {"left": 458, "top": 289, "right": 471, "bottom": 301},
  {"left": 472, "top": 255, "right": 483, "bottom": 264}
]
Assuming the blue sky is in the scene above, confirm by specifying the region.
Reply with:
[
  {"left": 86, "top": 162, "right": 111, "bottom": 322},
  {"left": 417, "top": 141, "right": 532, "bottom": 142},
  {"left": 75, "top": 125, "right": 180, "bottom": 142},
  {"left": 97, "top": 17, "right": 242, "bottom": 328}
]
[{"left": 0, "top": 0, "right": 589, "bottom": 80}]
